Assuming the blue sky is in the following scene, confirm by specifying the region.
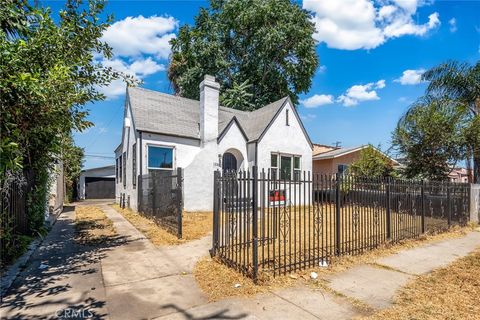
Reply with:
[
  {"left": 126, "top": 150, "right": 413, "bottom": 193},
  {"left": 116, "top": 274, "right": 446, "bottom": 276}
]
[{"left": 44, "top": 0, "right": 480, "bottom": 169}]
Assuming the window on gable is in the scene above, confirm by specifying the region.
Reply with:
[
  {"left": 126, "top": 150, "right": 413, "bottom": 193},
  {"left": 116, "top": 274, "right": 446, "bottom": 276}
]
[
  {"left": 148, "top": 145, "right": 174, "bottom": 170},
  {"left": 286, "top": 109, "right": 289, "bottom": 126}
]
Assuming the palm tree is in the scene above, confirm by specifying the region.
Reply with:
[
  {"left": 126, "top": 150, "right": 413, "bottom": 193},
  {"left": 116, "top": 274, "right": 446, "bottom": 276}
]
[{"left": 422, "top": 61, "right": 480, "bottom": 183}]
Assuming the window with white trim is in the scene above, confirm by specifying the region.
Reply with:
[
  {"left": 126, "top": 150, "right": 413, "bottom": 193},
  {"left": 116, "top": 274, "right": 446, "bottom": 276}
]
[
  {"left": 270, "top": 153, "right": 301, "bottom": 181},
  {"left": 148, "top": 145, "right": 174, "bottom": 170},
  {"left": 294, "top": 156, "right": 301, "bottom": 181},
  {"left": 270, "top": 154, "right": 278, "bottom": 179}
]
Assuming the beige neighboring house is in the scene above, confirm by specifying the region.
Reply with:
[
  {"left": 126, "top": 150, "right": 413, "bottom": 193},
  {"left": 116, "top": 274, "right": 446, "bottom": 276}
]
[
  {"left": 448, "top": 167, "right": 472, "bottom": 183},
  {"left": 312, "top": 144, "right": 399, "bottom": 175}
]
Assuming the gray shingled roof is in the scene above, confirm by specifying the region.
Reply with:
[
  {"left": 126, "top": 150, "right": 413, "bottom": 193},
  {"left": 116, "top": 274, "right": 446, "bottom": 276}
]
[{"left": 127, "top": 86, "right": 288, "bottom": 142}]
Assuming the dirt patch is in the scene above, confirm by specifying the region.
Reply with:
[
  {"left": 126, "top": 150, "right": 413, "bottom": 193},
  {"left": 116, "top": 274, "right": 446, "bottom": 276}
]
[
  {"left": 194, "top": 225, "right": 475, "bottom": 302},
  {"left": 111, "top": 204, "right": 212, "bottom": 246},
  {"left": 75, "top": 206, "right": 116, "bottom": 245},
  {"left": 361, "top": 247, "right": 480, "bottom": 320}
]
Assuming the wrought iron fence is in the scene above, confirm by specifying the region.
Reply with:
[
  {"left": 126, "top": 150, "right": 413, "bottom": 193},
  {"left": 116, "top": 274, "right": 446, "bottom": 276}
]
[
  {"left": 211, "top": 167, "right": 471, "bottom": 280},
  {"left": 138, "top": 168, "right": 183, "bottom": 238},
  {"left": 1, "top": 175, "right": 32, "bottom": 262}
]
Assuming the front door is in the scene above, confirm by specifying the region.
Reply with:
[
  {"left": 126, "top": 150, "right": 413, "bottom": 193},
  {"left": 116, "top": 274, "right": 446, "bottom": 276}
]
[{"left": 222, "top": 152, "right": 237, "bottom": 172}]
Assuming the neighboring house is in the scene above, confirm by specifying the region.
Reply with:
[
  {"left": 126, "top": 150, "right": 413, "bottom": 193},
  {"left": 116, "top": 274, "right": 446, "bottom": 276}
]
[
  {"left": 448, "top": 167, "right": 472, "bottom": 183},
  {"left": 313, "top": 145, "right": 399, "bottom": 175},
  {"left": 78, "top": 165, "right": 116, "bottom": 200},
  {"left": 115, "top": 75, "right": 313, "bottom": 211}
]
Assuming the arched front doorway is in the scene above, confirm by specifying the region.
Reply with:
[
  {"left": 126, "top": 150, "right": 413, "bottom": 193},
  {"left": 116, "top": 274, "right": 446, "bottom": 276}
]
[{"left": 222, "top": 152, "right": 237, "bottom": 171}]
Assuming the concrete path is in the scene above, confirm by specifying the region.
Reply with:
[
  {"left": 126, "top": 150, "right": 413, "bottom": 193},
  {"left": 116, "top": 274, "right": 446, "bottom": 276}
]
[
  {"left": 99, "top": 204, "right": 210, "bottom": 320},
  {"left": 325, "top": 231, "right": 480, "bottom": 310},
  {"left": 0, "top": 204, "right": 116, "bottom": 319},
  {"left": 2, "top": 202, "right": 479, "bottom": 320}
]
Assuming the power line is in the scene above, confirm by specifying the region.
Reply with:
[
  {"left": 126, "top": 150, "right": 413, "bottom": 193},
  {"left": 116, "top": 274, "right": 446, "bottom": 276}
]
[{"left": 84, "top": 103, "right": 124, "bottom": 151}]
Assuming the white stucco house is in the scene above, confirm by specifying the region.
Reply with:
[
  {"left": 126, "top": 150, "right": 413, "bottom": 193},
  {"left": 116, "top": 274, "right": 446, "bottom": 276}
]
[{"left": 115, "top": 75, "right": 312, "bottom": 211}]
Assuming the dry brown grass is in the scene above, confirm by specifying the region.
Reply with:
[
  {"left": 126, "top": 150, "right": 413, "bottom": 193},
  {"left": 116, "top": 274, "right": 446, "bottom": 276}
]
[
  {"left": 361, "top": 247, "right": 480, "bottom": 320},
  {"left": 75, "top": 206, "right": 116, "bottom": 245},
  {"left": 111, "top": 204, "right": 212, "bottom": 246},
  {"left": 194, "top": 224, "right": 476, "bottom": 302}
]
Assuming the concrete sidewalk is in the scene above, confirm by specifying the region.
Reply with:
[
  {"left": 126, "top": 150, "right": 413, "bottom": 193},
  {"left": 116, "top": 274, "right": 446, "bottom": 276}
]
[{"left": 2, "top": 203, "right": 479, "bottom": 320}]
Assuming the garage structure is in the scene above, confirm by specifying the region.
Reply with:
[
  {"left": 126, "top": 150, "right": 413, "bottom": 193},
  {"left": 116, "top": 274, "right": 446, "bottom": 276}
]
[{"left": 78, "top": 165, "right": 116, "bottom": 200}]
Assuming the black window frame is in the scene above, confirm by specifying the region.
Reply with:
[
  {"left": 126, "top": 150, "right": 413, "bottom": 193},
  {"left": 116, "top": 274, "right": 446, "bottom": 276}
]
[{"left": 147, "top": 145, "right": 174, "bottom": 170}]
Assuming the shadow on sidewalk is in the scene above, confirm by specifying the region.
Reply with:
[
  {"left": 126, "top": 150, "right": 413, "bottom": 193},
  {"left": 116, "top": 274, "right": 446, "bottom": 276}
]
[
  {"left": 162, "top": 303, "right": 248, "bottom": 320},
  {"left": 1, "top": 204, "right": 131, "bottom": 320}
]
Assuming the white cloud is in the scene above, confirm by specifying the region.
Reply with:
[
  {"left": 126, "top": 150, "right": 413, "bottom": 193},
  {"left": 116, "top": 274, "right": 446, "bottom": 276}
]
[
  {"left": 303, "top": 0, "right": 441, "bottom": 50},
  {"left": 449, "top": 17, "right": 457, "bottom": 33},
  {"left": 98, "top": 79, "right": 128, "bottom": 99},
  {"left": 99, "top": 57, "right": 165, "bottom": 99},
  {"left": 301, "top": 113, "right": 317, "bottom": 121},
  {"left": 319, "top": 65, "right": 327, "bottom": 73},
  {"left": 102, "top": 15, "right": 178, "bottom": 59},
  {"left": 337, "top": 80, "right": 385, "bottom": 106},
  {"left": 395, "top": 69, "right": 425, "bottom": 85},
  {"left": 375, "top": 79, "right": 386, "bottom": 89},
  {"left": 102, "top": 57, "right": 165, "bottom": 77},
  {"left": 300, "top": 94, "right": 334, "bottom": 108}
]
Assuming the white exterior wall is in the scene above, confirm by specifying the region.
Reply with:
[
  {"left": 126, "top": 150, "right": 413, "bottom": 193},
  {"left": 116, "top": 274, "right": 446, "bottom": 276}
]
[
  {"left": 218, "top": 122, "right": 248, "bottom": 170},
  {"left": 79, "top": 165, "right": 115, "bottom": 200},
  {"left": 115, "top": 102, "right": 139, "bottom": 209},
  {"left": 256, "top": 101, "right": 312, "bottom": 206},
  {"left": 256, "top": 101, "right": 312, "bottom": 173}
]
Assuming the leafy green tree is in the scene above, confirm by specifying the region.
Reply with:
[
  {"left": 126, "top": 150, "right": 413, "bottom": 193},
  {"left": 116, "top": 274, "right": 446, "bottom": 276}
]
[
  {"left": 168, "top": 0, "right": 319, "bottom": 110},
  {"left": 422, "top": 61, "right": 480, "bottom": 182},
  {"left": 61, "top": 134, "right": 84, "bottom": 202},
  {"left": 1, "top": 0, "right": 129, "bottom": 235},
  {"left": 349, "top": 145, "right": 394, "bottom": 178},
  {"left": 222, "top": 80, "right": 255, "bottom": 111},
  {"left": 392, "top": 97, "right": 467, "bottom": 181}
]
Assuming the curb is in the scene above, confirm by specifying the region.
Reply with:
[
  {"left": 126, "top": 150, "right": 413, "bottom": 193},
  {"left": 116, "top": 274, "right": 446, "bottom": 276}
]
[{"left": 1, "top": 210, "right": 62, "bottom": 298}]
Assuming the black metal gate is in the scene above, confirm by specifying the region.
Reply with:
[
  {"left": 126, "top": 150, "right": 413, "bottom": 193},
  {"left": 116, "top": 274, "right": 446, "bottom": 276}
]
[
  {"left": 211, "top": 167, "right": 471, "bottom": 280},
  {"left": 138, "top": 168, "right": 183, "bottom": 238}
]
